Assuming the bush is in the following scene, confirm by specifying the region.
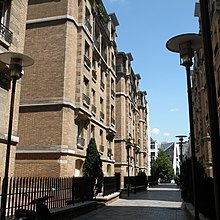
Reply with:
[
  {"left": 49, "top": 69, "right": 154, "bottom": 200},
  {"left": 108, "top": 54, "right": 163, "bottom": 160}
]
[{"left": 181, "top": 158, "right": 216, "bottom": 219}]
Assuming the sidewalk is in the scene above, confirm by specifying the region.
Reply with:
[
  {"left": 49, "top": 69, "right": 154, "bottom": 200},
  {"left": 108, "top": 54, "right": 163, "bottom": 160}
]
[{"left": 71, "top": 183, "right": 188, "bottom": 220}]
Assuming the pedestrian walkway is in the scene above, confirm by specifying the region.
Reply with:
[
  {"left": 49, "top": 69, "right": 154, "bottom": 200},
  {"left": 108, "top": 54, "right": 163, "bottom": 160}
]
[{"left": 71, "top": 183, "right": 188, "bottom": 220}]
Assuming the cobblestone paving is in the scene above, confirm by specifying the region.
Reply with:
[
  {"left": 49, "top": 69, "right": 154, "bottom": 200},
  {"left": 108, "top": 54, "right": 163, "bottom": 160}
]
[{"left": 72, "top": 183, "right": 188, "bottom": 220}]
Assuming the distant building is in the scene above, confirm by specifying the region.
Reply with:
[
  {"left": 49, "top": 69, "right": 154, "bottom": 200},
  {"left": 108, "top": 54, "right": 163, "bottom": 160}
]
[
  {"left": 149, "top": 138, "right": 158, "bottom": 175},
  {"left": 114, "top": 52, "right": 149, "bottom": 187},
  {"left": 160, "top": 142, "right": 180, "bottom": 175}
]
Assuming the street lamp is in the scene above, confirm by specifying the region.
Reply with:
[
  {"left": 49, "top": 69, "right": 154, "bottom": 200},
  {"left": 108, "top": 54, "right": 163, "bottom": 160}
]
[
  {"left": 166, "top": 33, "right": 202, "bottom": 220},
  {"left": 0, "top": 52, "right": 34, "bottom": 220},
  {"left": 175, "top": 135, "right": 187, "bottom": 165},
  {"left": 125, "top": 139, "right": 133, "bottom": 197},
  {"left": 133, "top": 146, "right": 140, "bottom": 194}
]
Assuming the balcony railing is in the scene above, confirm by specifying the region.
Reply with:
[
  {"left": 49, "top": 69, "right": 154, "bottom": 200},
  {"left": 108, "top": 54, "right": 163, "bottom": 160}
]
[
  {"left": 0, "top": 23, "right": 13, "bottom": 44},
  {"left": 83, "top": 93, "right": 90, "bottom": 106}
]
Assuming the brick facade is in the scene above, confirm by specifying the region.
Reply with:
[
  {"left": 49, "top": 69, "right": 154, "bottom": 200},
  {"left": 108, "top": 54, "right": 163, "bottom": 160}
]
[
  {"left": 15, "top": 0, "right": 150, "bottom": 182},
  {"left": 0, "top": 0, "right": 29, "bottom": 178}
]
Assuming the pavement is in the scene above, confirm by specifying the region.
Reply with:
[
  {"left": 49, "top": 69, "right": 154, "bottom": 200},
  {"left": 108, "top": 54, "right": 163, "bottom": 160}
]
[{"left": 71, "top": 183, "right": 189, "bottom": 220}]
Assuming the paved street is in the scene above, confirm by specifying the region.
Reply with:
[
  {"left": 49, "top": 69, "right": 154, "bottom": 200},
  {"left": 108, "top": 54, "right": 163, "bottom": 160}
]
[{"left": 72, "top": 183, "right": 188, "bottom": 220}]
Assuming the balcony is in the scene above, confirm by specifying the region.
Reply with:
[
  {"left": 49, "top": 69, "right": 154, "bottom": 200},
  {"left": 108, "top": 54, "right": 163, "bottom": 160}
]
[
  {"left": 77, "top": 137, "right": 85, "bottom": 149},
  {"left": 0, "top": 23, "right": 12, "bottom": 44},
  {"left": 82, "top": 93, "right": 90, "bottom": 107},
  {"left": 84, "top": 55, "right": 91, "bottom": 68}
]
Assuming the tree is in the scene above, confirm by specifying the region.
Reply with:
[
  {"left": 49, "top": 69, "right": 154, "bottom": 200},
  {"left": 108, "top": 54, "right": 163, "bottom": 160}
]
[
  {"left": 151, "top": 149, "right": 174, "bottom": 182},
  {"left": 83, "top": 138, "right": 104, "bottom": 196}
]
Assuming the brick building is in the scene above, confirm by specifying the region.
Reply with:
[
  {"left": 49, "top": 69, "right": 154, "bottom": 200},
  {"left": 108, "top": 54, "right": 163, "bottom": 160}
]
[
  {"left": 16, "top": 0, "right": 119, "bottom": 177},
  {"left": 115, "top": 52, "right": 149, "bottom": 187},
  {"left": 0, "top": 0, "right": 30, "bottom": 178},
  {"left": 15, "top": 0, "right": 150, "bottom": 180},
  {"left": 192, "top": 1, "right": 220, "bottom": 177}
]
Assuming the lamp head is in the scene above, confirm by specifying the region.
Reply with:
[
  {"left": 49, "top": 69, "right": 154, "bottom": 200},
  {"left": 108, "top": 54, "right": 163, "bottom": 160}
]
[
  {"left": 176, "top": 135, "right": 187, "bottom": 142},
  {"left": 0, "top": 52, "right": 34, "bottom": 79},
  {"left": 166, "top": 33, "right": 202, "bottom": 68}
]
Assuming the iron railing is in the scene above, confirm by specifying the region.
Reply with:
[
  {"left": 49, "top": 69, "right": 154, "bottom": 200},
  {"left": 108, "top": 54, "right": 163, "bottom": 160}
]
[
  {"left": 0, "top": 23, "right": 12, "bottom": 44},
  {"left": 0, "top": 176, "right": 119, "bottom": 217}
]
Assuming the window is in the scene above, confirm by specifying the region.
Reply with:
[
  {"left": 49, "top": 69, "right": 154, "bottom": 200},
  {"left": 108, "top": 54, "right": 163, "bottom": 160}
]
[
  {"left": 83, "top": 77, "right": 89, "bottom": 95},
  {"left": 100, "top": 68, "right": 105, "bottom": 90},
  {"left": 100, "top": 97, "right": 104, "bottom": 121},
  {"left": 0, "top": 1, "right": 7, "bottom": 25},
  {"left": 111, "top": 78, "right": 115, "bottom": 97},
  {"left": 84, "top": 41, "right": 91, "bottom": 67},
  {"left": 75, "top": 159, "right": 83, "bottom": 177},
  {"left": 77, "top": 121, "right": 85, "bottom": 148},
  {"left": 85, "top": 7, "right": 91, "bottom": 33},
  {"left": 0, "top": 1, "right": 12, "bottom": 44},
  {"left": 77, "top": 121, "right": 84, "bottom": 138},
  {"left": 100, "top": 97, "right": 103, "bottom": 111},
  {"left": 91, "top": 125, "right": 95, "bottom": 138}
]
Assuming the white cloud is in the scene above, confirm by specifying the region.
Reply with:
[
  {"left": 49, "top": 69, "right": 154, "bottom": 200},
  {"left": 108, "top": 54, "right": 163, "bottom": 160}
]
[
  {"left": 169, "top": 108, "right": 179, "bottom": 112},
  {"left": 163, "top": 132, "right": 170, "bottom": 137},
  {"left": 151, "top": 128, "right": 160, "bottom": 136}
]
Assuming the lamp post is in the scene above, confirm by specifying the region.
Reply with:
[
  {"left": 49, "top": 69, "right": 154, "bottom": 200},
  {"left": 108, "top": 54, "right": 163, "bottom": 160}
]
[
  {"left": 166, "top": 33, "right": 202, "bottom": 220},
  {"left": 175, "top": 135, "right": 187, "bottom": 165},
  {"left": 126, "top": 139, "right": 133, "bottom": 197},
  {"left": 133, "top": 146, "right": 139, "bottom": 194},
  {"left": 126, "top": 144, "right": 130, "bottom": 197},
  {"left": 199, "top": 1, "right": 220, "bottom": 219},
  {"left": 0, "top": 52, "right": 34, "bottom": 220}
]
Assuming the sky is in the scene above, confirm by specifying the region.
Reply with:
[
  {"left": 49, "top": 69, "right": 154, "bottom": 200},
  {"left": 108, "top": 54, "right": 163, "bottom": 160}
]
[{"left": 102, "top": 0, "right": 199, "bottom": 144}]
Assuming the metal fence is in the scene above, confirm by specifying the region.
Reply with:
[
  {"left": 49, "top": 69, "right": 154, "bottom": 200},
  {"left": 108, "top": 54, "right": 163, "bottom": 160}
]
[
  {"left": 0, "top": 176, "right": 118, "bottom": 217},
  {"left": 124, "top": 175, "right": 148, "bottom": 188}
]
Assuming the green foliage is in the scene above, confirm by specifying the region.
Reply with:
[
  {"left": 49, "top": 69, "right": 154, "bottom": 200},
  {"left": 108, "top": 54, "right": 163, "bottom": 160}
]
[
  {"left": 83, "top": 138, "right": 104, "bottom": 196},
  {"left": 151, "top": 149, "right": 174, "bottom": 182},
  {"left": 97, "top": 3, "right": 108, "bottom": 22}
]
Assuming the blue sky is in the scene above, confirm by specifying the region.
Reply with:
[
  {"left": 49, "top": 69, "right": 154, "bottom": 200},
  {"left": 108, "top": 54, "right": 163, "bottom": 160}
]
[{"left": 102, "top": 0, "right": 199, "bottom": 144}]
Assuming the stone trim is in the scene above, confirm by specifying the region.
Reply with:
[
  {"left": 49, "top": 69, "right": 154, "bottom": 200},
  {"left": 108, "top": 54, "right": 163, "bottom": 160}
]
[{"left": 27, "top": 15, "right": 78, "bottom": 27}]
